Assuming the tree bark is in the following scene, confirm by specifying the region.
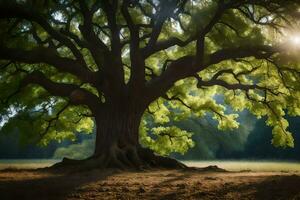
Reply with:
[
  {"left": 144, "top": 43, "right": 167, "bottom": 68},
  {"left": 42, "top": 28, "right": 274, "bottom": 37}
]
[{"left": 94, "top": 102, "right": 143, "bottom": 159}]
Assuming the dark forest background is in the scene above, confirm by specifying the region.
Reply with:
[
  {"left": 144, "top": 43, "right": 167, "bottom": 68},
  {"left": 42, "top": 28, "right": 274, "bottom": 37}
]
[{"left": 0, "top": 111, "right": 299, "bottom": 160}]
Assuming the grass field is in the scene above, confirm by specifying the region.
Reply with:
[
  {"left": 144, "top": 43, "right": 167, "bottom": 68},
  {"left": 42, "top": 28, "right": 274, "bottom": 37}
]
[
  {"left": 0, "top": 159, "right": 60, "bottom": 170},
  {"left": 0, "top": 159, "right": 299, "bottom": 172},
  {"left": 185, "top": 160, "right": 300, "bottom": 172}
]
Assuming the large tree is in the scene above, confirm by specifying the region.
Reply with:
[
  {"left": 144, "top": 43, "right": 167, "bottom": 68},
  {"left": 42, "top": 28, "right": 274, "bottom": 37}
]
[{"left": 0, "top": 0, "right": 300, "bottom": 169}]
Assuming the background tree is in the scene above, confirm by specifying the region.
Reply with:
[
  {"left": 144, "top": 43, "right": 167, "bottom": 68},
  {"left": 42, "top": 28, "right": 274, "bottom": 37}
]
[{"left": 0, "top": 0, "right": 300, "bottom": 169}]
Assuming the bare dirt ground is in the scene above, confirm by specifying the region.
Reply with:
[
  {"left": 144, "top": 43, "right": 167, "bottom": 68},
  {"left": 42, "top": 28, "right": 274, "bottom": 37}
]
[{"left": 0, "top": 167, "right": 300, "bottom": 200}]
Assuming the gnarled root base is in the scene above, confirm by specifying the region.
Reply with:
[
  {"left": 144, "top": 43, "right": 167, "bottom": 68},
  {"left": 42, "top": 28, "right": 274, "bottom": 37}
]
[{"left": 49, "top": 146, "right": 187, "bottom": 172}]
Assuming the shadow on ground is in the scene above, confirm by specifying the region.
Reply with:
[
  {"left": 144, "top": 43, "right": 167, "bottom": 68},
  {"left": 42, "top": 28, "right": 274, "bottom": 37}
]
[
  {"left": 182, "top": 174, "right": 300, "bottom": 200},
  {"left": 0, "top": 169, "right": 116, "bottom": 200},
  {"left": 0, "top": 168, "right": 300, "bottom": 200}
]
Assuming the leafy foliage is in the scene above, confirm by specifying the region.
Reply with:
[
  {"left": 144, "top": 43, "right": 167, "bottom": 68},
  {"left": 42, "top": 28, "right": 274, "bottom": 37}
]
[{"left": 0, "top": 0, "right": 300, "bottom": 156}]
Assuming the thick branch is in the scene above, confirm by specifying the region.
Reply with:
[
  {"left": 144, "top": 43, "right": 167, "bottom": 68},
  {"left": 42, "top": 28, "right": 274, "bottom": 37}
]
[
  {"left": 146, "top": 44, "right": 280, "bottom": 102},
  {"left": 100, "top": 0, "right": 125, "bottom": 85},
  {"left": 194, "top": 74, "right": 266, "bottom": 91},
  {"left": 206, "top": 45, "right": 278, "bottom": 66},
  {"left": 141, "top": 36, "right": 197, "bottom": 58},
  {"left": 145, "top": 56, "right": 194, "bottom": 103},
  {"left": 78, "top": 1, "right": 109, "bottom": 70},
  {"left": 0, "top": 46, "right": 96, "bottom": 84},
  {"left": 0, "top": 1, "right": 86, "bottom": 66},
  {"left": 22, "top": 71, "right": 101, "bottom": 112},
  {"left": 195, "top": 1, "right": 227, "bottom": 66},
  {"left": 122, "top": 0, "right": 145, "bottom": 87},
  {"left": 141, "top": 1, "right": 193, "bottom": 58}
]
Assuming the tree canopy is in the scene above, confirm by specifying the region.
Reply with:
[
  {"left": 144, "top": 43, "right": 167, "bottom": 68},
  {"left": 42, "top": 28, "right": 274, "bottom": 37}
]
[{"left": 0, "top": 0, "right": 300, "bottom": 159}]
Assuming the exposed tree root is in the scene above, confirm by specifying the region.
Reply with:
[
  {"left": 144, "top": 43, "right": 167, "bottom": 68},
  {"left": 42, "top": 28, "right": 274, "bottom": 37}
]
[
  {"left": 185, "top": 165, "right": 227, "bottom": 172},
  {"left": 46, "top": 146, "right": 226, "bottom": 173},
  {"left": 47, "top": 146, "right": 188, "bottom": 172}
]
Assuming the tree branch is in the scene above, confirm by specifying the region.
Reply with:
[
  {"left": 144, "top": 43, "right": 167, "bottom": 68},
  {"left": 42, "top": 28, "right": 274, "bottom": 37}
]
[
  {"left": 77, "top": 0, "right": 109, "bottom": 70},
  {"left": 141, "top": 36, "right": 197, "bottom": 58},
  {"left": 0, "top": 1, "right": 86, "bottom": 66},
  {"left": 100, "top": 0, "right": 125, "bottom": 85},
  {"left": 146, "top": 43, "right": 280, "bottom": 102},
  {"left": 0, "top": 45, "right": 97, "bottom": 84},
  {"left": 145, "top": 56, "right": 194, "bottom": 103},
  {"left": 21, "top": 71, "right": 102, "bottom": 112},
  {"left": 122, "top": 0, "right": 145, "bottom": 87},
  {"left": 206, "top": 45, "right": 279, "bottom": 67}
]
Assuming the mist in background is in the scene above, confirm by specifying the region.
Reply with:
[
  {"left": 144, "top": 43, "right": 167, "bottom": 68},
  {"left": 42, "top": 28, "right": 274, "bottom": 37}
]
[
  {"left": 0, "top": 111, "right": 299, "bottom": 160},
  {"left": 53, "top": 137, "right": 95, "bottom": 160},
  {"left": 172, "top": 111, "right": 256, "bottom": 160},
  {"left": 173, "top": 113, "right": 300, "bottom": 160}
]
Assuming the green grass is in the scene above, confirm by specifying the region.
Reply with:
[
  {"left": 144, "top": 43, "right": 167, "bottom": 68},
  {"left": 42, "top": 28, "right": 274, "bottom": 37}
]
[
  {"left": 0, "top": 159, "right": 61, "bottom": 170},
  {"left": 0, "top": 159, "right": 299, "bottom": 172},
  {"left": 184, "top": 160, "right": 300, "bottom": 172}
]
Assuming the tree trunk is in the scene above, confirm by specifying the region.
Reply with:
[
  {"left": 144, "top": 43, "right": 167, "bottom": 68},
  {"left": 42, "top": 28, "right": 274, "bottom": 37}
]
[
  {"left": 52, "top": 99, "right": 187, "bottom": 170},
  {"left": 92, "top": 103, "right": 144, "bottom": 169},
  {"left": 94, "top": 104, "right": 141, "bottom": 156}
]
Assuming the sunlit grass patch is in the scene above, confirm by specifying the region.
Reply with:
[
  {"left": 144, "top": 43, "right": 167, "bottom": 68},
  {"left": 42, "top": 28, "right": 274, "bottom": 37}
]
[
  {"left": 184, "top": 160, "right": 300, "bottom": 172},
  {"left": 0, "top": 159, "right": 60, "bottom": 170}
]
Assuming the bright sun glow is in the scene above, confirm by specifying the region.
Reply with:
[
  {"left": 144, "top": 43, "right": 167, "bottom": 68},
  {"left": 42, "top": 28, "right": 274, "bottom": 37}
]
[{"left": 291, "top": 35, "right": 300, "bottom": 45}]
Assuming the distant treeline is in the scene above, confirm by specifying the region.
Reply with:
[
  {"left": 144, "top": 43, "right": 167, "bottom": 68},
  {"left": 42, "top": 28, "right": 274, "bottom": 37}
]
[
  {"left": 173, "top": 115, "right": 300, "bottom": 161},
  {"left": 0, "top": 113, "right": 299, "bottom": 160},
  {"left": 0, "top": 129, "right": 91, "bottom": 159}
]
